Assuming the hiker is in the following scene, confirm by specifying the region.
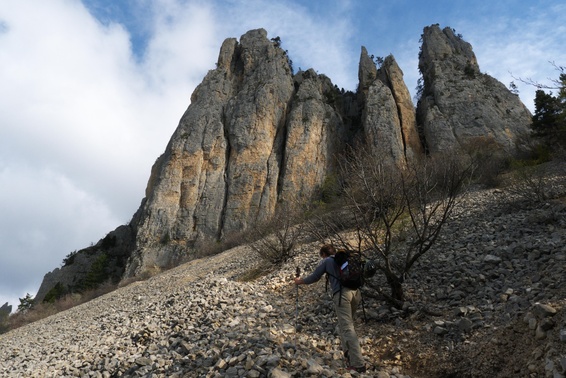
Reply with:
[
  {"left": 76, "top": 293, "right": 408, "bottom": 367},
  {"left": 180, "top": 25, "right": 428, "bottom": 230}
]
[{"left": 294, "top": 244, "right": 366, "bottom": 373}]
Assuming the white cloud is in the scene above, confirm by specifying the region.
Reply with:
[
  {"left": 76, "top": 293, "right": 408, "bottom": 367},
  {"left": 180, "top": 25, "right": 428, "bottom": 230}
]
[
  {"left": 142, "top": 1, "right": 219, "bottom": 89},
  {"left": 0, "top": 0, "right": 216, "bottom": 307},
  {"left": 0, "top": 164, "right": 119, "bottom": 310},
  {"left": 457, "top": 3, "right": 566, "bottom": 112}
]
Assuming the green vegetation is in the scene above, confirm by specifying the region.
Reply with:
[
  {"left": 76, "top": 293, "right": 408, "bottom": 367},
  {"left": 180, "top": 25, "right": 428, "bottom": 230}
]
[
  {"left": 532, "top": 83, "right": 566, "bottom": 149},
  {"left": 270, "top": 36, "right": 294, "bottom": 74},
  {"left": 17, "top": 293, "right": 34, "bottom": 313},
  {"left": 62, "top": 250, "right": 78, "bottom": 267},
  {"left": 316, "top": 174, "right": 341, "bottom": 205},
  {"left": 516, "top": 63, "right": 566, "bottom": 154},
  {"left": 78, "top": 253, "right": 109, "bottom": 291},
  {"left": 464, "top": 62, "right": 476, "bottom": 79},
  {"left": 43, "top": 282, "right": 66, "bottom": 303}
]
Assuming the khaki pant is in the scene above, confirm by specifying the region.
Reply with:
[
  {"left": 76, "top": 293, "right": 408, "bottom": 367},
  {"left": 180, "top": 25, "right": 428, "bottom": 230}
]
[{"left": 333, "top": 288, "right": 364, "bottom": 368}]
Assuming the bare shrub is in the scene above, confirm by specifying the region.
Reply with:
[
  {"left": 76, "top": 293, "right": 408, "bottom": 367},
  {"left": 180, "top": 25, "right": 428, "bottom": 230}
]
[
  {"left": 460, "top": 136, "right": 509, "bottom": 187},
  {"left": 136, "top": 265, "right": 162, "bottom": 281},
  {"left": 191, "top": 230, "right": 248, "bottom": 259},
  {"left": 236, "top": 261, "right": 274, "bottom": 282},
  {"left": 505, "top": 163, "right": 551, "bottom": 203},
  {"left": 245, "top": 200, "right": 306, "bottom": 265},
  {"left": 308, "top": 146, "right": 472, "bottom": 307}
]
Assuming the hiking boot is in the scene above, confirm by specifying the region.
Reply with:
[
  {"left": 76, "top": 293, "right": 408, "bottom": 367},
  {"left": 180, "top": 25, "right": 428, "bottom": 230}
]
[{"left": 347, "top": 365, "right": 367, "bottom": 373}]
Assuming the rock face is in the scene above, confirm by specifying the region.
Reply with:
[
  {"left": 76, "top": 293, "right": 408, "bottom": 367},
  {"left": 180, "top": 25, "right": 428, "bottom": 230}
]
[
  {"left": 36, "top": 25, "right": 536, "bottom": 298},
  {"left": 124, "top": 29, "right": 354, "bottom": 277},
  {"left": 359, "top": 49, "right": 423, "bottom": 165},
  {"left": 416, "top": 24, "right": 532, "bottom": 153},
  {"left": 0, "top": 303, "right": 11, "bottom": 317},
  {"left": 279, "top": 69, "right": 351, "bottom": 202}
]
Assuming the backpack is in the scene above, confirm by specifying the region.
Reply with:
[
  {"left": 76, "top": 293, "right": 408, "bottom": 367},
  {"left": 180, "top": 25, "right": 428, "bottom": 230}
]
[{"left": 333, "top": 250, "right": 364, "bottom": 290}]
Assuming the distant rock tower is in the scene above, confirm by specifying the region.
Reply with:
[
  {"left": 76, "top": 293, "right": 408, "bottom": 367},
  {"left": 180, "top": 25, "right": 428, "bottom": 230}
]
[
  {"left": 416, "top": 24, "right": 532, "bottom": 154},
  {"left": 34, "top": 25, "right": 536, "bottom": 300}
]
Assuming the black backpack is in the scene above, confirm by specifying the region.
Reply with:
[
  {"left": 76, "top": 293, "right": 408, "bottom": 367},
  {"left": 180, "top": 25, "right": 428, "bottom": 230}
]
[{"left": 333, "top": 250, "right": 364, "bottom": 290}]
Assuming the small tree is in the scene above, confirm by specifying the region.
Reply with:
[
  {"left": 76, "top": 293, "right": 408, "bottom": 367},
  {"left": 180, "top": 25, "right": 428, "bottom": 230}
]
[
  {"left": 17, "top": 293, "right": 34, "bottom": 313},
  {"left": 515, "top": 62, "right": 566, "bottom": 150},
  {"left": 246, "top": 200, "right": 305, "bottom": 265},
  {"left": 532, "top": 89, "right": 565, "bottom": 144},
  {"left": 308, "top": 146, "right": 472, "bottom": 307}
]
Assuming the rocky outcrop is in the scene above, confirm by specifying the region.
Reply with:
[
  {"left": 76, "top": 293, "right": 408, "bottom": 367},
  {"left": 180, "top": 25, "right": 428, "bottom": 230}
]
[
  {"left": 416, "top": 24, "right": 532, "bottom": 154},
  {"left": 36, "top": 25, "right": 537, "bottom": 298},
  {"left": 0, "top": 303, "right": 11, "bottom": 317},
  {"left": 35, "top": 225, "right": 134, "bottom": 303},
  {"left": 360, "top": 49, "right": 423, "bottom": 165},
  {"left": 124, "top": 29, "right": 353, "bottom": 277},
  {"left": 378, "top": 56, "right": 424, "bottom": 160},
  {"left": 279, "top": 69, "right": 349, "bottom": 203}
]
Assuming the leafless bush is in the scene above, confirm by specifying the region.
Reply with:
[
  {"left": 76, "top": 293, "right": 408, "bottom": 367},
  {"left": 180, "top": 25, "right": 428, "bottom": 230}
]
[
  {"left": 505, "top": 164, "right": 551, "bottom": 203},
  {"left": 245, "top": 200, "right": 306, "bottom": 265},
  {"left": 460, "top": 136, "right": 509, "bottom": 187},
  {"left": 190, "top": 230, "right": 248, "bottom": 260},
  {"left": 307, "top": 146, "right": 473, "bottom": 306}
]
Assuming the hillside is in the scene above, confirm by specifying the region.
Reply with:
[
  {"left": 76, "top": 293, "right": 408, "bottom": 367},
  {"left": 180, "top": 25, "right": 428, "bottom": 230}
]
[
  {"left": 34, "top": 24, "right": 533, "bottom": 302},
  {"left": 1, "top": 162, "right": 565, "bottom": 377}
]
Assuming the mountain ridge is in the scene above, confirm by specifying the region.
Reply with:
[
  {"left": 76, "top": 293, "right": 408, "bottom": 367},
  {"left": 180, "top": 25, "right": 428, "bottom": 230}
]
[{"left": 36, "top": 24, "right": 532, "bottom": 303}]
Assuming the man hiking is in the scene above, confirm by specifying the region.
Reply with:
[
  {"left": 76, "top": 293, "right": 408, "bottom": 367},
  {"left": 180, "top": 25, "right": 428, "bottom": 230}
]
[{"left": 294, "top": 244, "right": 366, "bottom": 373}]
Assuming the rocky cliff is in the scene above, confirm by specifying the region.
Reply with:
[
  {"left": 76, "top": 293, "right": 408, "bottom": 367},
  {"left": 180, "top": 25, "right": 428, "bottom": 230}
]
[
  {"left": 359, "top": 49, "right": 423, "bottom": 165},
  {"left": 416, "top": 24, "right": 532, "bottom": 153},
  {"left": 123, "top": 29, "right": 357, "bottom": 278},
  {"left": 35, "top": 25, "right": 533, "bottom": 302}
]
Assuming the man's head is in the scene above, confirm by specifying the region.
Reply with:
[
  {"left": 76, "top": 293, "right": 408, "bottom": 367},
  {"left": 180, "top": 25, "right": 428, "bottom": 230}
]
[{"left": 319, "top": 244, "right": 336, "bottom": 258}]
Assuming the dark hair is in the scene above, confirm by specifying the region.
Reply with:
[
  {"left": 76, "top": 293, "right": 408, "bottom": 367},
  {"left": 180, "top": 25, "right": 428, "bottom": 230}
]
[{"left": 319, "top": 244, "right": 336, "bottom": 257}]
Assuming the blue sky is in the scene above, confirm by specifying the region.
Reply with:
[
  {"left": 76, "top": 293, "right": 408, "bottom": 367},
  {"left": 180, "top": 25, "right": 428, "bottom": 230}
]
[{"left": 1, "top": 0, "right": 565, "bottom": 311}]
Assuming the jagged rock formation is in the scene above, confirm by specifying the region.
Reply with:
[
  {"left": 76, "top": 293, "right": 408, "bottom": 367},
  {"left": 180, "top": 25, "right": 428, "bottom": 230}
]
[
  {"left": 416, "top": 24, "right": 532, "bottom": 153},
  {"left": 123, "top": 29, "right": 356, "bottom": 277},
  {"left": 36, "top": 25, "right": 535, "bottom": 301},
  {"left": 279, "top": 69, "right": 352, "bottom": 202},
  {"left": 359, "top": 49, "right": 423, "bottom": 165},
  {"left": 0, "top": 303, "right": 11, "bottom": 317}
]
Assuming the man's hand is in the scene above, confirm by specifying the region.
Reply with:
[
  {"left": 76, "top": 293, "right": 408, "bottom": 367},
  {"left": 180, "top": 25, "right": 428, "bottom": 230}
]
[{"left": 294, "top": 277, "right": 302, "bottom": 285}]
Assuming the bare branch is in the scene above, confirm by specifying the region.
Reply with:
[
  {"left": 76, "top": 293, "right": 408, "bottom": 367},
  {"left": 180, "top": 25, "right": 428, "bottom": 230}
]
[
  {"left": 312, "top": 145, "right": 472, "bottom": 306},
  {"left": 511, "top": 61, "right": 566, "bottom": 91}
]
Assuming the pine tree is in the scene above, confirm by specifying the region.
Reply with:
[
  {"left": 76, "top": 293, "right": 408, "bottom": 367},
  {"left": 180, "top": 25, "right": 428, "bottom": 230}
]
[
  {"left": 17, "top": 293, "right": 34, "bottom": 313},
  {"left": 531, "top": 67, "right": 566, "bottom": 148}
]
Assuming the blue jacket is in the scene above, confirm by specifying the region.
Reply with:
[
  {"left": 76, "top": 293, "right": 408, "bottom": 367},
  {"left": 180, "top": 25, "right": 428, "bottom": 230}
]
[{"left": 302, "top": 257, "right": 342, "bottom": 296}]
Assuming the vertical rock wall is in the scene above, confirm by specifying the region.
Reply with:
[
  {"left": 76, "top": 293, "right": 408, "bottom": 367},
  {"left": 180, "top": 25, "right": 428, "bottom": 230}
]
[
  {"left": 35, "top": 25, "right": 538, "bottom": 294},
  {"left": 124, "top": 30, "right": 352, "bottom": 276},
  {"left": 359, "top": 48, "right": 423, "bottom": 165},
  {"left": 416, "top": 24, "right": 532, "bottom": 154}
]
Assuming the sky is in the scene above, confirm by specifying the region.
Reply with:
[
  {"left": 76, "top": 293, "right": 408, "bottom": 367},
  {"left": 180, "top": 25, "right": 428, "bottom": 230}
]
[{"left": 1, "top": 0, "right": 565, "bottom": 312}]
